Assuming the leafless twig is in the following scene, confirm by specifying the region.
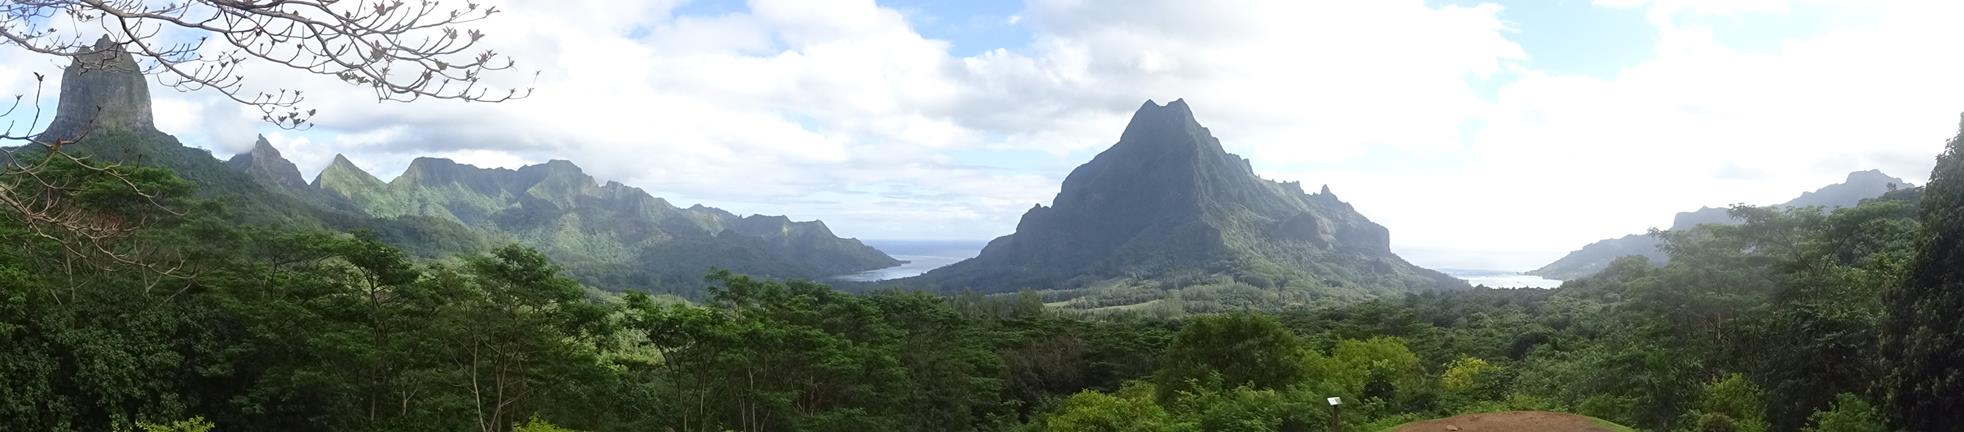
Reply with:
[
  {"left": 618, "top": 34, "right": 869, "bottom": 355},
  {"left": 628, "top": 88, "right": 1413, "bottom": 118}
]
[{"left": 2, "top": 0, "right": 536, "bottom": 130}]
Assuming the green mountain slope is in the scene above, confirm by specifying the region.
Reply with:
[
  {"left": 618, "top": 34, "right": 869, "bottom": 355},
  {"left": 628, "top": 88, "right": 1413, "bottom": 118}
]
[
  {"left": 45, "top": 127, "right": 495, "bottom": 258},
  {"left": 902, "top": 99, "right": 1463, "bottom": 300},
  {"left": 308, "top": 155, "right": 899, "bottom": 292}
]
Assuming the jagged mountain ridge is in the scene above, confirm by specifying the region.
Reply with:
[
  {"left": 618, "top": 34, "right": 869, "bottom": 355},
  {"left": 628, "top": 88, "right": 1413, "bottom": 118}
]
[
  {"left": 28, "top": 38, "right": 897, "bottom": 294},
  {"left": 26, "top": 36, "right": 484, "bottom": 255},
  {"left": 1530, "top": 170, "right": 1913, "bottom": 280},
  {"left": 903, "top": 99, "right": 1463, "bottom": 297},
  {"left": 304, "top": 152, "right": 899, "bottom": 290}
]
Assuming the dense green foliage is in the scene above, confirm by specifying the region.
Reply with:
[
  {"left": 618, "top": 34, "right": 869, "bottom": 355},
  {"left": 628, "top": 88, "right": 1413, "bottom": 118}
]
[
  {"left": 0, "top": 153, "right": 1177, "bottom": 430},
  {"left": 1803, "top": 393, "right": 1886, "bottom": 432},
  {"left": 9, "top": 113, "right": 1960, "bottom": 431},
  {"left": 5, "top": 129, "right": 1948, "bottom": 431},
  {"left": 1880, "top": 116, "right": 1964, "bottom": 430},
  {"left": 1150, "top": 313, "right": 1305, "bottom": 404},
  {"left": 1031, "top": 186, "right": 1928, "bottom": 432}
]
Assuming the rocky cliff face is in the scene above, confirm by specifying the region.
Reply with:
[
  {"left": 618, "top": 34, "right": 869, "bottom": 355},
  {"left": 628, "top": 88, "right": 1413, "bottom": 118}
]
[
  {"left": 46, "top": 36, "right": 154, "bottom": 139},
  {"left": 909, "top": 99, "right": 1462, "bottom": 296}
]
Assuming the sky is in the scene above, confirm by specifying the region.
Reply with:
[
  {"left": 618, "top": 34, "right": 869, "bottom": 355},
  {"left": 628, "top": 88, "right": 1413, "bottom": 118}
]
[{"left": 4, "top": 0, "right": 1963, "bottom": 271}]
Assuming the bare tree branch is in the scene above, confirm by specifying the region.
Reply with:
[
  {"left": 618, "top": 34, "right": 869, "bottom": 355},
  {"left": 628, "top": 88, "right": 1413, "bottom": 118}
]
[{"left": 2, "top": 0, "right": 536, "bottom": 131}]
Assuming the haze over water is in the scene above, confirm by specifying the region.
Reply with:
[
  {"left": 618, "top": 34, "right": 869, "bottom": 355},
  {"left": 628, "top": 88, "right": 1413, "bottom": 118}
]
[{"left": 831, "top": 240, "right": 989, "bottom": 282}]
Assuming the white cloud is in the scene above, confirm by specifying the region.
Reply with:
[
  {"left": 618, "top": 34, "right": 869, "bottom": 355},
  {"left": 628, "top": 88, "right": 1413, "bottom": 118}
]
[
  {"left": 1288, "top": 1, "right": 1964, "bottom": 270},
  {"left": 955, "top": 1, "right": 1525, "bottom": 163}
]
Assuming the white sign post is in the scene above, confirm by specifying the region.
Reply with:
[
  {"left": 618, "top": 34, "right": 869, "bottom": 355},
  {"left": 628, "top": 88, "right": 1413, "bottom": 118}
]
[{"left": 1328, "top": 397, "right": 1343, "bottom": 432}]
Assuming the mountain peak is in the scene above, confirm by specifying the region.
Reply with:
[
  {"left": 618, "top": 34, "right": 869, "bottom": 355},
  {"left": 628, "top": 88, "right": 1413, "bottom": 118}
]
[
  {"left": 397, "top": 157, "right": 491, "bottom": 188},
  {"left": 311, "top": 153, "right": 390, "bottom": 207},
  {"left": 531, "top": 159, "right": 586, "bottom": 176},
  {"left": 1053, "top": 98, "right": 1242, "bottom": 216},
  {"left": 326, "top": 154, "right": 368, "bottom": 174},
  {"left": 913, "top": 98, "right": 1461, "bottom": 295},
  {"left": 1847, "top": 169, "right": 1898, "bottom": 183},
  {"left": 1136, "top": 98, "right": 1192, "bottom": 113},
  {"left": 1783, "top": 169, "right": 1909, "bottom": 208},
  {"left": 250, "top": 135, "right": 279, "bottom": 153},
  {"left": 46, "top": 36, "right": 154, "bottom": 139},
  {"left": 1121, "top": 98, "right": 1202, "bottom": 143},
  {"left": 225, "top": 135, "right": 306, "bottom": 188},
  {"left": 402, "top": 156, "right": 460, "bottom": 173}
]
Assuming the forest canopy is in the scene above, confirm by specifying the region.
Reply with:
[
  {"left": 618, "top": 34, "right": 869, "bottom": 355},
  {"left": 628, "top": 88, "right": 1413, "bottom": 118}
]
[{"left": 0, "top": 130, "right": 1935, "bottom": 430}]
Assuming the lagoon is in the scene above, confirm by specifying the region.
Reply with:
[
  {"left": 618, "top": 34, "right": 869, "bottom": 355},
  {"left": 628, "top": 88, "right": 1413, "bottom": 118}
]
[{"left": 830, "top": 239, "right": 989, "bottom": 282}]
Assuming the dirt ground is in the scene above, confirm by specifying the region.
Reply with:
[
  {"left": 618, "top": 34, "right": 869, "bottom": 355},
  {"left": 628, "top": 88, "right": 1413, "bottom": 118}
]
[{"left": 1385, "top": 411, "right": 1631, "bottom": 432}]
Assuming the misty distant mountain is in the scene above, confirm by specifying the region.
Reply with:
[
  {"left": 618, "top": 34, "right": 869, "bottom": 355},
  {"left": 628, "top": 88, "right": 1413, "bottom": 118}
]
[
  {"left": 901, "top": 99, "right": 1464, "bottom": 298},
  {"left": 1530, "top": 170, "right": 1912, "bottom": 280}
]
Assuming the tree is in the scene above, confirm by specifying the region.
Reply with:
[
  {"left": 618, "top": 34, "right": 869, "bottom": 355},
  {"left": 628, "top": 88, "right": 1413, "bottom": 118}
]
[
  {"left": 1180, "top": 386, "right": 1323, "bottom": 432},
  {"left": 1152, "top": 313, "right": 1306, "bottom": 404},
  {"left": 0, "top": 143, "right": 197, "bottom": 281},
  {"left": 333, "top": 231, "right": 423, "bottom": 426},
  {"left": 426, "top": 245, "right": 606, "bottom": 432},
  {"left": 1802, "top": 393, "right": 1885, "bottom": 432},
  {"left": 1686, "top": 373, "right": 1768, "bottom": 432},
  {"left": 622, "top": 272, "right": 998, "bottom": 431},
  {"left": 1302, "top": 337, "right": 1426, "bottom": 407},
  {"left": 1043, "top": 385, "right": 1190, "bottom": 432},
  {"left": 1439, "top": 356, "right": 1500, "bottom": 398},
  {"left": 1733, "top": 199, "right": 1915, "bottom": 431},
  {"left": 1881, "top": 113, "right": 1964, "bottom": 430},
  {"left": 863, "top": 291, "right": 1008, "bottom": 431},
  {"left": 0, "top": 158, "right": 220, "bottom": 431}
]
